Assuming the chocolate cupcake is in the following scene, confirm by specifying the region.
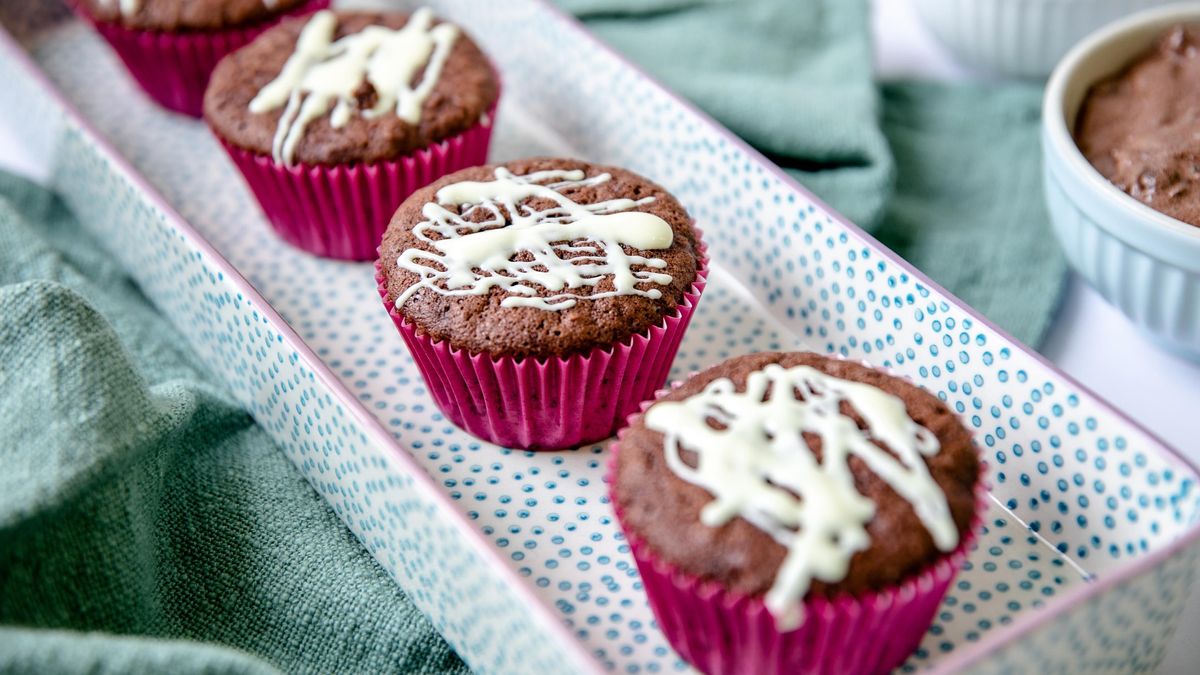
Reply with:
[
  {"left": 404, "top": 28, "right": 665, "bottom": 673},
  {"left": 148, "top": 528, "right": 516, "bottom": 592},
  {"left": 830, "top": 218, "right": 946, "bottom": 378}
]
[
  {"left": 205, "top": 9, "right": 500, "bottom": 260},
  {"left": 610, "top": 352, "right": 984, "bottom": 675},
  {"left": 375, "top": 157, "right": 708, "bottom": 450},
  {"left": 72, "top": 0, "right": 329, "bottom": 116}
]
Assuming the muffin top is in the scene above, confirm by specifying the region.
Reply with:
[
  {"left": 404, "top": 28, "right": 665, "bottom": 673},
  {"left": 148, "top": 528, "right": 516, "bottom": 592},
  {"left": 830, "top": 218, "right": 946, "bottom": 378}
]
[
  {"left": 78, "top": 0, "right": 309, "bottom": 31},
  {"left": 204, "top": 9, "right": 498, "bottom": 166},
  {"left": 612, "top": 351, "right": 980, "bottom": 629},
  {"left": 1076, "top": 24, "right": 1200, "bottom": 228},
  {"left": 379, "top": 157, "right": 703, "bottom": 360}
]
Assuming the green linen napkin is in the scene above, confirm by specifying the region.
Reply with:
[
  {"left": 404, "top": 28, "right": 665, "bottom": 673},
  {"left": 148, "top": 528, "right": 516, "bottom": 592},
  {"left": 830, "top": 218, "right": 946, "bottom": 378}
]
[
  {"left": 563, "top": 0, "right": 1065, "bottom": 346},
  {"left": 0, "top": 171, "right": 468, "bottom": 674}
]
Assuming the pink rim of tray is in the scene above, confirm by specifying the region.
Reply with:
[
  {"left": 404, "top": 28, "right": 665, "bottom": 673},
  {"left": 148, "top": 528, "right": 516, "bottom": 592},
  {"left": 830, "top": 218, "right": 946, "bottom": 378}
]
[
  {"left": 374, "top": 235, "right": 709, "bottom": 450},
  {"left": 73, "top": 0, "right": 329, "bottom": 117},
  {"left": 606, "top": 370, "right": 989, "bottom": 675},
  {"left": 217, "top": 101, "right": 497, "bottom": 262}
]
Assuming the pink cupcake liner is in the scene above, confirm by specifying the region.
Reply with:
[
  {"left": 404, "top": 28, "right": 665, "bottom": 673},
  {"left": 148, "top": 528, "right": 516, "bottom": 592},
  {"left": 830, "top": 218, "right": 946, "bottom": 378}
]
[
  {"left": 374, "top": 238, "right": 709, "bottom": 450},
  {"left": 218, "top": 103, "right": 497, "bottom": 261},
  {"left": 607, "top": 374, "right": 989, "bottom": 675},
  {"left": 74, "top": 0, "right": 330, "bottom": 117}
]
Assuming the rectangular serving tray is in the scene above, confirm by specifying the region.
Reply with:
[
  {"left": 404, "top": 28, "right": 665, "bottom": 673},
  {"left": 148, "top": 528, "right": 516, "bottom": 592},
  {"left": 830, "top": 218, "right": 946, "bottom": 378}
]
[{"left": 2, "top": 1, "right": 1198, "bottom": 672}]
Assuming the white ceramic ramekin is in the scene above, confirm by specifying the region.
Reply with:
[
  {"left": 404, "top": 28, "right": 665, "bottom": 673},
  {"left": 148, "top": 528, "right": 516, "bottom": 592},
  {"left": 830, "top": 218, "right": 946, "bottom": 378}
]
[
  {"left": 1043, "top": 4, "right": 1200, "bottom": 359},
  {"left": 912, "top": 0, "right": 1173, "bottom": 77}
]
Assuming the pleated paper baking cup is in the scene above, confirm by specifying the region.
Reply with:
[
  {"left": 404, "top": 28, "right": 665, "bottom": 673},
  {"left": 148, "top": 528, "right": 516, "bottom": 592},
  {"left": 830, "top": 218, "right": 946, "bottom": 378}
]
[
  {"left": 75, "top": 0, "right": 329, "bottom": 117},
  {"left": 607, "top": 376, "right": 988, "bottom": 675},
  {"left": 218, "top": 103, "right": 496, "bottom": 262},
  {"left": 374, "top": 243, "right": 708, "bottom": 451}
]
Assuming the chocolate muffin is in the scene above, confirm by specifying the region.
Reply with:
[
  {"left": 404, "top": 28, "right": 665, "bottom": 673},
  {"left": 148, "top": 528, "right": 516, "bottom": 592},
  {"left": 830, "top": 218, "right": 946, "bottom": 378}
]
[
  {"left": 374, "top": 156, "right": 707, "bottom": 450},
  {"left": 1076, "top": 24, "right": 1200, "bottom": 228},
  {"left": 204, "top": 8, "right": 500, "bottom": 260},
  {"left": 610, "top": 352, "right": 982, "bottom": 674},
  {"left": 71, "top": 0, "right": 329, "bottom": 117},
  {"left": 75, "top": 0, "right": 310, "bottom": 31},
  {"left": 614, "top": 351, "right": 979, "bottom": 600},
  {"left": 379, "top": 157, "right": 702, "bottom": 359},
  {"left": 204, "top": 9, "right": 499, "bottom": 166}
]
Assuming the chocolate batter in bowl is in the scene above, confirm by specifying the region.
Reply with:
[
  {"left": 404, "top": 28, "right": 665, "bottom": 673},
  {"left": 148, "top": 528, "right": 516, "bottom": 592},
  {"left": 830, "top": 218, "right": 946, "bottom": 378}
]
[
  {"left": 1076, "top": 24, "right": 1200, "bottom": 229},
  {"left": 1043, "top": 4, "right": 1200, "bottom": 358}
]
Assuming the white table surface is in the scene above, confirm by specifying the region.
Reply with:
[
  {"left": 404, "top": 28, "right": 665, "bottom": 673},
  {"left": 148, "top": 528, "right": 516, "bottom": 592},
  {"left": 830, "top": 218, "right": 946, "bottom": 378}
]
[{"left": 0, "top": 1, "right": 1196, "bottom": 670}]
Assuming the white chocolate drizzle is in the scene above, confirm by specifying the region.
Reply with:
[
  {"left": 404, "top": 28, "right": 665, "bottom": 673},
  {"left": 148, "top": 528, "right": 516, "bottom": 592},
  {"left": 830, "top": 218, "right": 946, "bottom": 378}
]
[
  {"left": 248, "top": 8, "right": 460, "bottom": 165},
  {"left": 99, "top": 0, "right": 140, "bottom": 14},
  {"left": 644, "top": 363, "right": 957, "bottom": 631},
  {"left": 394, "top": 168, "right": 676, "bottom": 311}
]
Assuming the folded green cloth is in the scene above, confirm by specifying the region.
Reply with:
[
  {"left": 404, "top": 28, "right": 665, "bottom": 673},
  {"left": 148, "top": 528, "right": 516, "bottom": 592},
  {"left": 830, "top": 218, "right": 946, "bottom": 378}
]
[
  {"left": 0, "top": 171, "right": 468, "bottom": 674},
  {"left": 878, "top": 82, "right": 1062, "bottom": 342},
  {"left": 563, "top": 0, "right": 1065, "bottom": 346}
]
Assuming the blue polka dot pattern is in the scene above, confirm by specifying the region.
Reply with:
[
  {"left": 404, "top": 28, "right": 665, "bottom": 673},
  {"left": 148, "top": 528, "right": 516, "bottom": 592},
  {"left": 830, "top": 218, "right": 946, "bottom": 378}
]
[{"left": 6, "top": 3, "right": 1200, "bottom": 673}]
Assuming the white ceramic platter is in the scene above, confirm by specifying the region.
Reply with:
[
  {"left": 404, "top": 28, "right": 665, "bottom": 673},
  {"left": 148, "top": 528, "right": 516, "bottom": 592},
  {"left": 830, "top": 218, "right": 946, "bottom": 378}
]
[{"left": 1, "top": 1, "right": 1198, "bottom": 673}]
